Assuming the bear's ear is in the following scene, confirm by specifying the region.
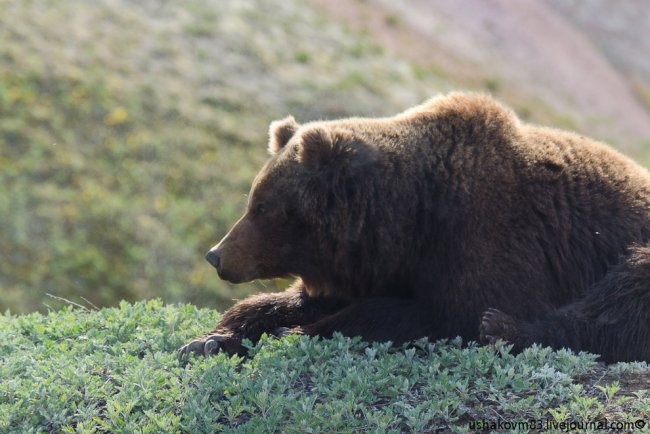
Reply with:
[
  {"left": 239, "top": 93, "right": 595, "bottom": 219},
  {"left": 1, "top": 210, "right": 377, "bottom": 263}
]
[
  {"left": 297, "top": 127, "right": 373, "bottom": 169},
  {"left": 268, "top": 116, "right": 300, "bottom": 155}
]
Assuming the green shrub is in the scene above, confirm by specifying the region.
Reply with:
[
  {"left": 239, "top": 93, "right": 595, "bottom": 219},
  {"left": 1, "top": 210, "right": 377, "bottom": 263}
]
[{"left": 1, "top": 301, "right": 648, "bottom": 433}]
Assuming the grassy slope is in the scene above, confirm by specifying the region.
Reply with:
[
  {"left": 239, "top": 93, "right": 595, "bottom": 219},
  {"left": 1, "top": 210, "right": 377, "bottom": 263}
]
[
  {"left": 0, "top": 0, "right": 449, "bottom": 313},
  {"left": 1, "top": 301, "right": 649, "bottom": 433}
]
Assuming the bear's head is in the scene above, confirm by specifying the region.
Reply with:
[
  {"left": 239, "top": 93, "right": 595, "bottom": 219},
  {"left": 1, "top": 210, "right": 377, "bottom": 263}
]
[{"left": 205, "top": 116, "right": 378, "bottom": 291}]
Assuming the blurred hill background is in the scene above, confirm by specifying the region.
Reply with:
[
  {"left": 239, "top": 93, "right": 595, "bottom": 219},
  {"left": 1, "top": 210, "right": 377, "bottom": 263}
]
[{"left": 1, "top": 0, "right": 649, "bottom": 313}]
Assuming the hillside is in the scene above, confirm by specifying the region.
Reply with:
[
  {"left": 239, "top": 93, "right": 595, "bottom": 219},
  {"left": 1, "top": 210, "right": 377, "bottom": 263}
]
[
  {"left": 2, "top": 0, "right": 650, "bottom": 314},
  {"left": 311, "top": 0, "right": 650, "bottom": 156},
  {"left": 0, "top": 0, "right": 451, "bottom": 313}
]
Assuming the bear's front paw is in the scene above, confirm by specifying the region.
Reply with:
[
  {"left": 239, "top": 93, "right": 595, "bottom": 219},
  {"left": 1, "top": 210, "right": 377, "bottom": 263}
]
[
  {"left": 479, "top": 308, "right": 521, "bottom": 346},
  {"left": 178, "top": 333, "right": 240, "bottom": 362}
]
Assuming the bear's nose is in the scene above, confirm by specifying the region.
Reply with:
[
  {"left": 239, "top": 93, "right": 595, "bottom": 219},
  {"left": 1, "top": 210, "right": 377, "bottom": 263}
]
[{"left": 205, "top": 249, "right": 221, "bottom": 270}]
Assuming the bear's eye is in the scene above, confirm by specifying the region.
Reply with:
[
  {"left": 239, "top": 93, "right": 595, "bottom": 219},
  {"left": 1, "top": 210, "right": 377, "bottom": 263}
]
[{"left": 253, "top": 203, "right": 266, "bottom": 215}]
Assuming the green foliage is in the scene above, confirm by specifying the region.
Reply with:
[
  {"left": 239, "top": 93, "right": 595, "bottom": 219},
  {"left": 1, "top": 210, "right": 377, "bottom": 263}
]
[
  {"left": 633, "top": 81, "right": 650, "bottom": 111},
  {"left": 384, "top": 13, "right": 401, "bottom": 27},
  {"left": 0, "top": 300, "right": 209, "bottom": 433},
  {"left": 0, "top": 300, "right": 650, "bottom": 433},
  {"left": 1, "top": 301, "right": 648, "bottom": 432},
  {"left": 483, "top": 77, "right": 502, "bottom": 93}
]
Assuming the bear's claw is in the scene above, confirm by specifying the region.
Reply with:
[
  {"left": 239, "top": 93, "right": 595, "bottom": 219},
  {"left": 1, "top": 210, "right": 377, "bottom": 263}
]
[
  {"left": 479, "top": 308, "right": 520, "bottom": 345},
  {"left": 178, "top": 334, "right": 227, "bottom": 362}
]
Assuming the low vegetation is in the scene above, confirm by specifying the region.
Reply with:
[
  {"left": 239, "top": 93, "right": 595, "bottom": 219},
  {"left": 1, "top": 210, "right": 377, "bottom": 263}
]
[{"left": 1, "top": 300, "right": 649, "bottom": 433}]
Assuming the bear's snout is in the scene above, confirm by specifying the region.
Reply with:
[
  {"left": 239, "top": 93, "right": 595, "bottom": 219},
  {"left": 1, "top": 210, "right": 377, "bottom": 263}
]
[
  {"left": 205, "top": 248, "right": 221, "bottom": 271},
  {"left": 205, "top": 243, "right": 253, "bottom": 283},
  {"left": 205, "top": 214, "right": 277, "bottom": 283}
]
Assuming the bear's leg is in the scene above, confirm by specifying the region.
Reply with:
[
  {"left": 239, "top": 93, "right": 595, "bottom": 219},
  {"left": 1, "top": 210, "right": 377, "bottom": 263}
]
[
  {"left": 480, "top": 246, "right": 650, "bottom": 363},
  {"left": 291, "top": 297, "right": 436, "bottom": 345},
  {"left": 178, "top": 280, "right": 346, "bottom": 360}
]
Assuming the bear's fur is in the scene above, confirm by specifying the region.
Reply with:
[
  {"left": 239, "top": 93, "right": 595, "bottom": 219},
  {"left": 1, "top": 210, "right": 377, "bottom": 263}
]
[{"left": 180, "top": 93, "right": 650, "bottom": 363}]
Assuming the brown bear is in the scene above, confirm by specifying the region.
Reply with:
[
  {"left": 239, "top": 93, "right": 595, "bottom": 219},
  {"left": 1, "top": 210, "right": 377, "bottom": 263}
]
[{"left": 179, "top": 93, "right": 650, "bottom": 363}]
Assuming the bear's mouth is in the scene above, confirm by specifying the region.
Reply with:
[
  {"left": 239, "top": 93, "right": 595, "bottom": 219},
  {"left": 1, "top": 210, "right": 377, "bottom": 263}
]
[
  {"left": 217, "top": 271, "right": 246, "bottom": 284},
  {"left": 215, "top": 265, "right": 264, "bottom": 284}
]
